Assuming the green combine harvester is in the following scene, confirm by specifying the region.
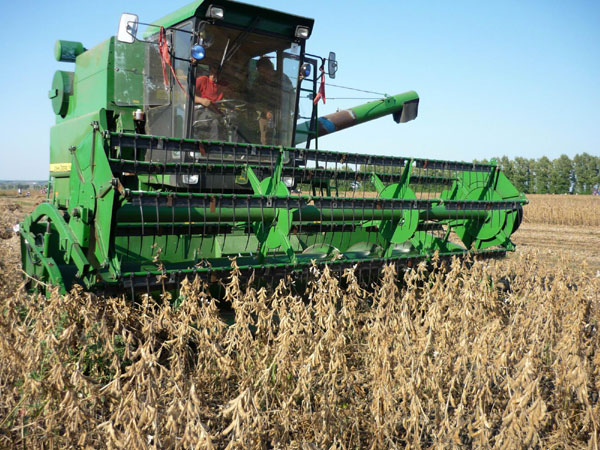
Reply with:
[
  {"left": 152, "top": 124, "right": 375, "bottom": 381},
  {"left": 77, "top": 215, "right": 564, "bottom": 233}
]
[{"left": 21, "top": 0, "right": 527, "bottom": 295}]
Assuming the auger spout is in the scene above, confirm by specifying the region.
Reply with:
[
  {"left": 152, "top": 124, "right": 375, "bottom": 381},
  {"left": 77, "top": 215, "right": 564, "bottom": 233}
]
[{"left": 294, "top": 91, "right": 419, "bottom": 144}]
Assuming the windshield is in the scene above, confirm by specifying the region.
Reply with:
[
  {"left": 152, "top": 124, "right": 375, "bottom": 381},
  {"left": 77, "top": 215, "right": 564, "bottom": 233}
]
[{"left": 143, "top": 21, "right": 301, "bottom": 145}]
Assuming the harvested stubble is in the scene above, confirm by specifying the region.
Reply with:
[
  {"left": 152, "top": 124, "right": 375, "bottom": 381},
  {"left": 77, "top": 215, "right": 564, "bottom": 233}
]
[
  {"left": 523, "top": 194, "right": 600, "bottom": 227},
  {"left": 1, "top": 251, "right": 599, "bottom": 449}
]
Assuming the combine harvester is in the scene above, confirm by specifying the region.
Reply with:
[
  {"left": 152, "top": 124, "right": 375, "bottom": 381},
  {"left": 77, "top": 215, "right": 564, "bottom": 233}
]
[{"left": 21, "top": 0, "right": 527, "bottom": 295}]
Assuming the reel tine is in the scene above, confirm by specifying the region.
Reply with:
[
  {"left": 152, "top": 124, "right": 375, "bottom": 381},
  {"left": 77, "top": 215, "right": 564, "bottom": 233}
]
[
  {"left": 327, "top": 191, "right": 335, "bottom": 252},
  {"left": 210, "top": 196, "right": 217, "bottom": 254},
  {"left": 329, "top": 153, "right": 338, "bottom": 197},
  {"left": 138, "top": 193, "right": 145, "bottom": 255},
  {"left": 172, "top": 191, "right": 180, "bottom": 253},
  {"left": 159, "top": 138, "right": 166, "bottom": 192},
  {"left": 219, "top": 194, "right": 226, "bottom": 251},
  {"left": 270, "top": 143, "right": 275, "bottom": 179},
  {"left": 130, "top": 274, "right": 135, "bottom": 300},
  {"left": 297, "top": 195, "right": 303, "bottom": 235},
  {"left": 358, "top": 259, "right": 364, "bottom": 286},
  {"left": 185, "top": 139, "right": 191, "bottom": 197},
  {"left": 291, "top": 145, "right": 297, "bottom": 196},
  {"left": 148, "top": 136, "right": 154, "bottom": 170},
  {"left": 350, "top": 159, "right": 357, "bottom": 200},
  {"left": 244, "top": 196, "right": 251, "bottom": 254},
  {"left": 245, "top": 144, "right": 250, "bottom": 172},
  {"left": 231, "top": 192, "right": 237, "bottom": 245},
  {"left": 220, "top": 141, "right": 225, "bottom": 204},
  {"left": 200, "top": 194, "right": 206, "bottom": 256},
  {"left": 318, "top": 193, "right": 323, "bottom": 237},
  {"left": 177, "top": 139, "right": 183, "bottom": 197},
  {"left": 187, "top": 194, "right": 192, "bottom": 256},
  {"left": 260, "top": 195, "right": 266, "bottom": 258},
  {"left": 154, "top": 193, "right": 159, "bottom": 250},
  {"left": 133, "top": 134, "right": 138, "bottom": 166}
]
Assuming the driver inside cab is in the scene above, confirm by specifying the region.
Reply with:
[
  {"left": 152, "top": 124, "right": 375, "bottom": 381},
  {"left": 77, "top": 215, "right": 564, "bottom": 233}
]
[{"left": 194, "top": 64, "right": 224, "bottom": 140}]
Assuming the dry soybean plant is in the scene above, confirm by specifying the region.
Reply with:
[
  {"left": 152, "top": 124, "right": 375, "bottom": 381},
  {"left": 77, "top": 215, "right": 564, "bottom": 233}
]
[
  {"left": 523, "top": 194, "right": 600, "bottom": 227},
  {"left": 1, "top": 250, "right": 599, "bottom": 449}
]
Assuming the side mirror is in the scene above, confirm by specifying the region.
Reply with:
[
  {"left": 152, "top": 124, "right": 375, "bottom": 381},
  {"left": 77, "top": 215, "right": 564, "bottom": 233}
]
[
  {"left": 117, "top": 13, "right": 139, "bottom": 44},
  {"left": 328, "top": 51, "right": 338, "bottom": 79}
]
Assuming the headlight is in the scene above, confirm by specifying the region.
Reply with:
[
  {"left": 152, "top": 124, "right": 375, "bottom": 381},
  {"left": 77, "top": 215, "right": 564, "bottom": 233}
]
[
  {"left": 206, "top": 5, "right": 224, "bottom": 20},
  {"left": 295, "top": 26, "right": 310, "bottom": 39},
  {"left": 182, "top": 174, "right": 199, "bottom": 184},
  {"left": 188, "top": 151, "right": 203, "bottom": 160},
  {"left": 282, "top": 176, "right": 295, "bottom": 188}
]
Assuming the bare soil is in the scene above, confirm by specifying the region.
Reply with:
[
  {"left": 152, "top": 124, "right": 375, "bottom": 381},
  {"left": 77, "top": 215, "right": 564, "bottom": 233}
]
[{"left": 511, "top": 223, "right": 600, "bottom": 275}]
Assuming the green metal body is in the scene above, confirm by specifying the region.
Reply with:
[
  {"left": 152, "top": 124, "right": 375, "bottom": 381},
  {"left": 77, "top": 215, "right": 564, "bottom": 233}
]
[{"left": 21, "top": 1, "right": 527, "bottom": 294}]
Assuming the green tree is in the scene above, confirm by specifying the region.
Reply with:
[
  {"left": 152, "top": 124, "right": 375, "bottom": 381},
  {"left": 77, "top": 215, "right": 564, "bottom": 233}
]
[
  {"left": 535, "top": 156, "right": 552, "bottom": 194},
  {"left": 592, "top": 155, "right": 600, "bottom": 192},
  {"left": 498, "top": 156, "right": 515, "bottom": 182},
  {"left": 513, "top": 157, "right": 532, "bottom": 193},
  {"left": 550, "top": 154, "right": 573, "bottom": 194},
  {"left": 573, "top": 153, "right": 597, "bottom": 194}
]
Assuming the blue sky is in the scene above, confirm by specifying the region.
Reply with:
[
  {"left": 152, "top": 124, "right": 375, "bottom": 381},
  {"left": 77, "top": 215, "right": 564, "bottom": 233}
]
[{"left": 0, "top": 0, "right": 598, "bottom": 180}]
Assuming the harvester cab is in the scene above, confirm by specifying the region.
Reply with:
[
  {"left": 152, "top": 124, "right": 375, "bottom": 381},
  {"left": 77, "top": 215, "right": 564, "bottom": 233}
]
[
  {"left": 120, "top": 3, "right": 311, "bottom": 146},
  {"left": 21, "top": 0, "right": 527, "bottom": 296},
  {"left": 116, "top": 2, "right": 320, "bottom": 192}
]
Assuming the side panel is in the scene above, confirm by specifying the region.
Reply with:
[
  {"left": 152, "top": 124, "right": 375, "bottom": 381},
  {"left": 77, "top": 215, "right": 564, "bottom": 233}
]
[
  {"left": 113, "top": 40, "right": 145, "bottom": 107},
  {"left": 49, "top": 39, "right": 113, "bottom": 208},
  {"left": 71, "top": 39, "right": 113, "bottom": 118}
]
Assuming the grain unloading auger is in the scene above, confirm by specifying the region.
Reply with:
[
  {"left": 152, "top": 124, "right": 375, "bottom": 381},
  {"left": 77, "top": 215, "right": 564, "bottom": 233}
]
[{"left": 21, "top": 0, "right": 527, "bottom": 295}]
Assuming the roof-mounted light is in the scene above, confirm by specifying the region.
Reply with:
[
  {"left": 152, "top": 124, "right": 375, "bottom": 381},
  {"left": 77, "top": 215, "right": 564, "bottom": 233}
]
[
  {"left": 206, "top": 5, "right": 224, "bottom": 20},
  {"left": 295, "top": 26, "right": 310, "bottom": 39}
]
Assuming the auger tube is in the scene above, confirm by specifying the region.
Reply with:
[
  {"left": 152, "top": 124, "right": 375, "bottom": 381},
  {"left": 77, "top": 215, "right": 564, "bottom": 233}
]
[
  {"left": 116, "top": 202, "right": 498, "bottom": 223},
  {"left": 294, "top": 91, "right": 419, "bottom": 144}
]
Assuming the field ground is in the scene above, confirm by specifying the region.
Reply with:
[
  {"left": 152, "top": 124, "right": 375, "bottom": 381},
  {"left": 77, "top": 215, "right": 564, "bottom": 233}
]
[
  {"left": 511, "top": 193, "right": 600, "bottom": 275},
  {"left": 1, "top": 191, "right": 599, "bottom": 448},
  {"left": 511, "top": 223, "right": 600, "bottom": 275}
]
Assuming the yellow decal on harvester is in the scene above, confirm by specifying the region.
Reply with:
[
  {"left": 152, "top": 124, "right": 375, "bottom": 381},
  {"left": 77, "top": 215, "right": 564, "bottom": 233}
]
[{"left": 50, "top": 163, "right": 72, "bottom": 172}]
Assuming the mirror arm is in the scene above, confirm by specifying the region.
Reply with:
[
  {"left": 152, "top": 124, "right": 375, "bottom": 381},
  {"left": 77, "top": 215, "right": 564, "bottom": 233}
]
[
  {"left": 118, "top": 19, "right": 197, "bottom": 45},
  {"left": 136, "top": 21, "right": 196, "bottom": 35}
]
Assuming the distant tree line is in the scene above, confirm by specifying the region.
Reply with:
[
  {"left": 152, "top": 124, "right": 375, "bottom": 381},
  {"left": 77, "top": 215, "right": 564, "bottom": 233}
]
[
  {"left": 475, "top": 153, "right": 600, "bottom": 195},
  {"left": 0, "top": 181, "right": 46, "bottom": 190}
]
